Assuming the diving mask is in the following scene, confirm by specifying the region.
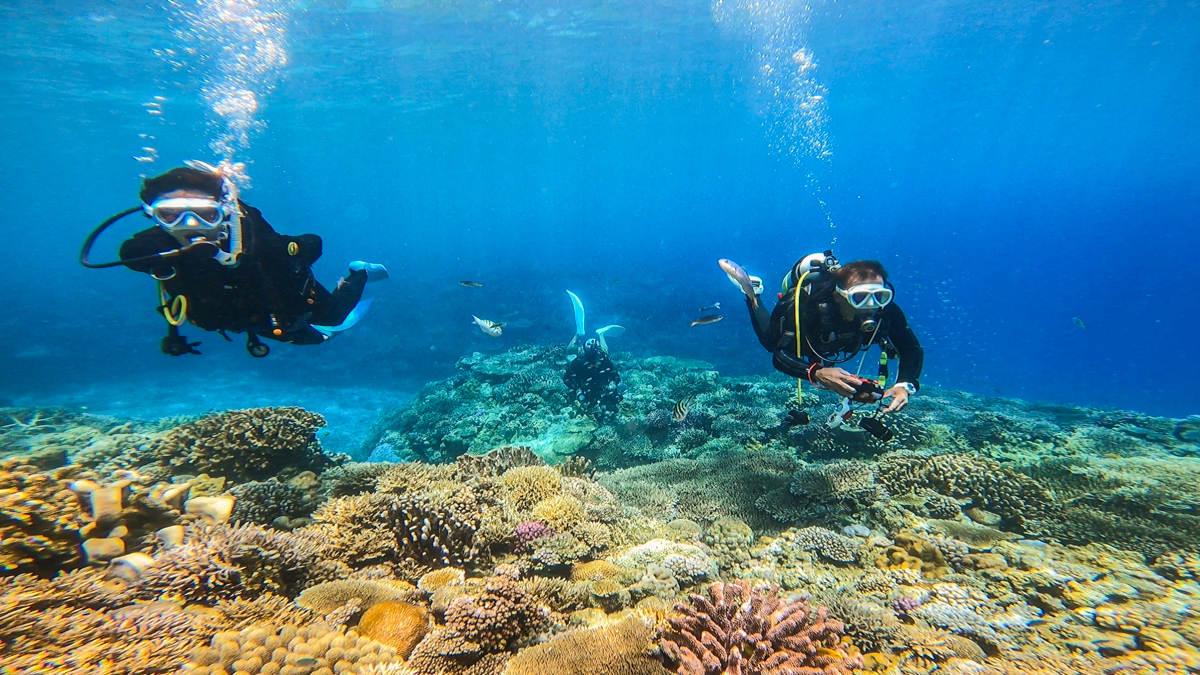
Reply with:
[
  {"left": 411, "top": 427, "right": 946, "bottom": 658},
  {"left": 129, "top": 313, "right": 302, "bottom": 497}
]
[
  {"left": 835, "top": 283, "right": 893, "bottom": 310},
  {"left": 144, "top": 197, "right": 230, "bottom": 230}
]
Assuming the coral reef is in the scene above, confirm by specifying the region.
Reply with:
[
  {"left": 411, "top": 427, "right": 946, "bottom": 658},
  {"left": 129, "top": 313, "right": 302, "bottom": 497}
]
[
  {"left": 658, "top": 579, "right": 862, "bottom": 675},
  {"left": 186, "top": 622, "right": 400, "bottom": 674},
  {"left": 503, "top": 615, "right": 670, "bottom": 675}
]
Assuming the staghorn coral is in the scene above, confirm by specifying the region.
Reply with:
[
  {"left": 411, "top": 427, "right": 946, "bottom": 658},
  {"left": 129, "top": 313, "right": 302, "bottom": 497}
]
[
  {"left": 0, "top": 569, "right": 215, "bottom": 674},
  {"left": 455, "top": 445, "right": 545, "bottom": 480},
  {"left": 0, "top": 459, "right": 92, "bottom": 574},
  {"left": 503, "top": 615, "right": 670, "bottom": 675},
  {"left": 186, "top": 622, "right": 400, "bottom": 674},
  {"left": 658, "top": 580, "right": 863, "bottom": 675},
  {"left": 530, "top": 494, "right": 586, "bottom": 532},
  {"left": 147, "top": 407, "right": 334, "bottom": 483},
  {"left": 500, "top": 465, "right": 563, "bottom": 511},
  {"left": 129, "top": 522, "right": 331, "bottom": 604},
  {"left": 228, "top": 479, "right": 312, "bottom": 527},
  {"left": 390, "top": 494, "right": 481, "bottom": 570}
]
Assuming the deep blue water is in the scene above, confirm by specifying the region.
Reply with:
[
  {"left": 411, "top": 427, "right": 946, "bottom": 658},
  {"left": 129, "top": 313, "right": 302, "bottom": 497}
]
[{"left": 1, "top": 0, "right": 1197, "bottom": 419}]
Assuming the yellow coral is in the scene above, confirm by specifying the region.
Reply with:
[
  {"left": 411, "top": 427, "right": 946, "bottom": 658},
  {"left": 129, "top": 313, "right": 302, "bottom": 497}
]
[
  {"left": 296, "top": 579, "right": 420, "bottom": 614},
  {"left": 418, "top": 567, "right": 466, "bottom": 593},
  {"left": 502, "top": 615, "right": 669, "bottom": 675},
  {"left": 571, "top": 560, "right": 623, "bottom": 582},
  {"left": 531, "top": 494, "right": 586, "bottom": 531},
  {"left": 501, "top": 466, "right": 562, "bottom": 510},
  {"left": 187, "top": 623, "right": 400, "bottom": 674}
]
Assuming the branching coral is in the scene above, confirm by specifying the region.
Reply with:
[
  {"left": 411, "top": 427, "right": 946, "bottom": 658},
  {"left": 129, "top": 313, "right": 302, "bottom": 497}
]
[
  {"left": 129, "top": 522, "right": 333, "bottom": 604},
  {"left": 875, "top": 452, "right": 1057, "bottom": 529},
  {"left": 658, "top": 580, "right": 862, "bottom": 675},
  {"left": 147, "top": 406, "right": 333, "bottom": 482}
]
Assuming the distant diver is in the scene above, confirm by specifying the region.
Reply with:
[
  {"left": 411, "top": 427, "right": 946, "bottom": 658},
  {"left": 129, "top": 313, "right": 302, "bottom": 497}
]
[
  {"left": 563, "top": 338, "right": 623, "bottom": 420},
  {"left": 565, "top": 289, "right": 625, "bottom": 354},
  {"left": 726, "top": 250, "right": 924, "bottom": 437},
  {"left": 82, "top": 161, "right": 389, "bottom": 357}
]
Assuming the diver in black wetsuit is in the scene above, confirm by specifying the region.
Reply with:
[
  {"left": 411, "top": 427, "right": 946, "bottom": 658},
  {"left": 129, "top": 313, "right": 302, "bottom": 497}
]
[
  {"left": 742, "top": 251, "right": 923, "bottom": 414},
  {"left": 563, "top": 339, "right": 623, "bottom": 419},
  {"left": 101, "top": 162, "right": 388, "bottom": 357}
]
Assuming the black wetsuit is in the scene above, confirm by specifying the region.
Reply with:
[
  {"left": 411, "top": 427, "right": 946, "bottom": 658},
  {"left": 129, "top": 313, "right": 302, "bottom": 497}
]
[
  {"left": 748, "top": 274, "right": 924, "bottom": 389},
  {"left": 563, "top": 353, "right": 622, "bottom": 414},
  {"left": 119, "top": 202, "right": 366, "bottom": 346}
]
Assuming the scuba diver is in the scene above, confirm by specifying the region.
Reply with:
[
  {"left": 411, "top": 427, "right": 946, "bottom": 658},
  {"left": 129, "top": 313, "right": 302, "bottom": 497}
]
[
  {"left": 563, "top": 338, "right": 623, "bottom": 420},
  {"left": 723, "top": 251, "right": 923, "bottom": 438},
  {"left": 82, "top": 161, "right": 388, "bottom": 357}
]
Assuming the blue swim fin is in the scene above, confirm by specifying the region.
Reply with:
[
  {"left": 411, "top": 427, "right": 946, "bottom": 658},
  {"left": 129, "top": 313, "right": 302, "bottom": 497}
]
[{"left": 313, "top": 298, "right": 373, "bottom": 339}]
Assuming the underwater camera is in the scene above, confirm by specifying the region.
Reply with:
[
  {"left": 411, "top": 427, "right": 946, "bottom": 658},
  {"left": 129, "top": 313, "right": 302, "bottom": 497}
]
[
  {"left": 859, "top": 416, "right": 895, "bottom": 442},
  {"left": 784, "top": 409, "right": 810, "bottom": 427}
]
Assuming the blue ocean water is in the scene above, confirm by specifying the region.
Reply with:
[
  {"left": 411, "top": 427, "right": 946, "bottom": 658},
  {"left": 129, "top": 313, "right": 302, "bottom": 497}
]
[{"left": 1, "top": 0, "right": 1197, "bottom": 423}]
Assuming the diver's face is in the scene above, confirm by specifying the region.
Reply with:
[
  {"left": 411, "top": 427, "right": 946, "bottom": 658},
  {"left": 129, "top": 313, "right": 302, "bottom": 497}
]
[{"left": 835, "top": 274, "right": 885, "bottom": 321}]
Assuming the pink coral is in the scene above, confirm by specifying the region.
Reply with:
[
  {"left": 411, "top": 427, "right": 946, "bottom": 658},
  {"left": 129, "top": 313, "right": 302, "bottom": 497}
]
[
  {"left": 659, "top": 580, "right": 863, "bottom": 675},
  {"left": 514, "top": 521, "right": 556, "bottom": 553}
]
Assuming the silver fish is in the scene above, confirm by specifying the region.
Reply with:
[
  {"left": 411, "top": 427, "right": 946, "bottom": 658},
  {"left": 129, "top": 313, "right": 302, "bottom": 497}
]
[
  {"left": 699, "top": 302, "right": 721, "bottom": 312},
  {"left": 472, "top": 315, "right": 505, "bottom": 337},
  {"left": 719, "top": 258, "right": 758, "bottom": 308}
]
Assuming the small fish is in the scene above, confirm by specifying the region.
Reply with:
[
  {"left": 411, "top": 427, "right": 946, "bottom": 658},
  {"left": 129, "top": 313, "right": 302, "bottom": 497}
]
[
  {"left": 673, "top": 395, "right": 694, "bottom": 422},
  {"left": 690, "top": 314, "right": 724, "bottom": 327},
  {"left": 459, "top": 280, "right": 484, "bottom": 287},
  {"left": 718, "top": 258, "right": 759, "bottom": 308},
  {"left": 472, "top": 315, "right": 505, "bottom": 337},
  {"left": 1072, "top": 316, "right": 1087, "bottom": 330},
  {"left": 606, "top": 278, "right": 620, "bottom": 285},
  {"left": 699, "top": 302, "right": 721, "bottom": 313},
  {"left": 295, "top": 657, "right": 320, "bottom": 667}
]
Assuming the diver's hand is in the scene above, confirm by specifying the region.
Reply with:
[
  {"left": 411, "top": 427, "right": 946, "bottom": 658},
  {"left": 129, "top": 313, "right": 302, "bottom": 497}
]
[
  {"left": 812, "top": 367, "right": 861, "bottom": 397},
  {"left": 161, "top": 334, "right": 202, "bottom": 356},
  {"left": 881, "top": 385, "right": 909, "bottom": 414}
]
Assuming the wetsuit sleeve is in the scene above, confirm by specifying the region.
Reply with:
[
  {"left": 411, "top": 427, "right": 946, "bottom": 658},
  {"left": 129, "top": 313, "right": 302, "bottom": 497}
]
[
  {"left": 747, "top": 296, "right": 776, "bottom": 352},
  {"left": 119, "top": 227, "right": 186, "bottom": 275},
  {"left": 885, "top": 305, "right": 924, "bottom": 390},
  {"left": 563, "top": 362, "right": 580, "bottom": 390}
]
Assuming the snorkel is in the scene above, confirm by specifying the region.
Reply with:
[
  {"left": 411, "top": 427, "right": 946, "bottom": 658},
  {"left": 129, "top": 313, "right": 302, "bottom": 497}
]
[
  {"left": 183, "top": 159, "right": 243, "bottom": 267},
  {"left": 81, "top": 160, "right": 245, "bottom": 269}
]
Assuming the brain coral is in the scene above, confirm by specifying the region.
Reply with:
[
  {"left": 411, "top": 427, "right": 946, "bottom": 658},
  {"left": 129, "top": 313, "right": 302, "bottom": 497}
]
[
  {"left": 659, "top": 580, "right": 863, "bottom": 675},
  {"left": 357, "top": 600, "right": 430, "bottom": 658},
  {"left": 148, "top": 407, "right": 333, "bottom": 482}
]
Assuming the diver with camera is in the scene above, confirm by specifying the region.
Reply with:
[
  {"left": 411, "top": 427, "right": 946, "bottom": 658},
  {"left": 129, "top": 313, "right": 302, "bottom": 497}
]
[{"left": 721, "top": 251, "right": 923, "bottom": 441}]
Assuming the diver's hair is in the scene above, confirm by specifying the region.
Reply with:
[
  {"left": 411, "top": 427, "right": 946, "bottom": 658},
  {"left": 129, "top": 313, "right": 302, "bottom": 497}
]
[
  {"left": 140, "top": 167, "right": 225, "bottom": 204},
  {"left": 833, "top": 260, "right": 888, "bottom": 287}
]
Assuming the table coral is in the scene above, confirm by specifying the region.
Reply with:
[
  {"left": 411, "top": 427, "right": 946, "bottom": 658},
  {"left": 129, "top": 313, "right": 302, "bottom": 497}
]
[
  {"left": 296, "top": 578, "right": 421, "bottom": 614},
  {"left": 503, "top": 615, "right": 670, "bottom": 675},
  {"left": 658, "top": 579, "right": 863, "bottom": 675}
]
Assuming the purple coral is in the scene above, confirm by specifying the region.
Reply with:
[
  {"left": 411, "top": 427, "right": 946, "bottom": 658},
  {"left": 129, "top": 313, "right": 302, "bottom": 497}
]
[
  {"left": 514, "top": 520, "right": 556, "bottom": 553},
  {"left": 892, "top": 595, "right": 923, "bottom": 614},
  {"left": 659, "top": 580, "right": 863, "bottom": 675}
]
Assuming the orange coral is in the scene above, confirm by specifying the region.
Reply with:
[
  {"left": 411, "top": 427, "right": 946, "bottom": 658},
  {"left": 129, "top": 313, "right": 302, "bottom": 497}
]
[{"left": 357, "top": 600, "right": 430, "bottom": 658}]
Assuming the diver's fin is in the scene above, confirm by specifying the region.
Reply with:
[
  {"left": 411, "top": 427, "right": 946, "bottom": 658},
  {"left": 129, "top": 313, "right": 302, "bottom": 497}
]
[
  {"left": 349, "top": 261, "right": 389, "bottom": 282},
  {"left": 566, "top": 290, "right": 586, "bottom": 338},
  {"left": 313, "top": 298, "right": 373, "bottom": 339},
  {"left": 595, "top": 324, "right": 625, "bottom": 354}
]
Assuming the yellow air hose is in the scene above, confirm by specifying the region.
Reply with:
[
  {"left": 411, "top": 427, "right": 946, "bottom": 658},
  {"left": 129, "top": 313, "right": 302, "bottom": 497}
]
[
  {"left": 793, "top": 270, "right": 811, "bottom": 405},
  {"left": 159, "top": 283, "right": 188, "bottom": 327}
]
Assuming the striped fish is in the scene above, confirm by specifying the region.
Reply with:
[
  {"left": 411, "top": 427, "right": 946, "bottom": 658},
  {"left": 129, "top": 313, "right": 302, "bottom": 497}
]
[
  {"left": 673, "top": 395, "right": 694, "bottom": 422},
  {"left": 471, "top": 315, "right": 506, "bottom": 337}
]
